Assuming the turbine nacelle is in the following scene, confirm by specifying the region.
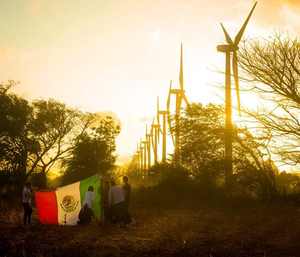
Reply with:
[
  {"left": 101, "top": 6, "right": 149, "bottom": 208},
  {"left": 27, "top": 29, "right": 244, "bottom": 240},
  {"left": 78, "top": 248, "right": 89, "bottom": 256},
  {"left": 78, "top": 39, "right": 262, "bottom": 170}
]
[{"left": 217, "top": 45, "right": 239, "bottom": 53}]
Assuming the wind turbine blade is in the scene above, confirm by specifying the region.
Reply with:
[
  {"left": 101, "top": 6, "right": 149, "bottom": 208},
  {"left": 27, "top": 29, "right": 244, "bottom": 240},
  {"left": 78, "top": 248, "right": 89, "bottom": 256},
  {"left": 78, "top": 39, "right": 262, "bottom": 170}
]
[
  {"left": 150, "top": 118, "right": 154, "bottom": 135},
  {"left": 167, "top": 80, "right": 172, "bottom": 111},
  {"left": 234, "top": 2, "right": 257, "bottom": 46},
  {"left": 179, "top": 43, "right": 184, "bottom": 90},
  {"left": 167, "top": 114, "right": 175, "bottom": 146},
  {"left": 182, "top": 93, "right": 189, "bottom": 106},
  {"left": 151, "top": 134, "right": 155, "bottom": 152},
  {"left": 220, "top": 23, "right": 234, "bottom": 46},
  {"left": 232, "top": 52, "right": 241, "bottom": 116}
]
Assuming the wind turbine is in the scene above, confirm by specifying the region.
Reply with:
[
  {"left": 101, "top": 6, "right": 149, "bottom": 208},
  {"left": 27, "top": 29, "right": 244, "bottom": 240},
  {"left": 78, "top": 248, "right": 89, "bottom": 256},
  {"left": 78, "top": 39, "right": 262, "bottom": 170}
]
[
  {"left": 157, "top": 96, "right": 169, "bottom": 163},
  {"left": 139, "top": 139, "right": 144, "bottom": 174},
  {"left": 168, "top": 44, "right": 189, "bottom": 162},
  {"left": 217, "top": 2, "right": 257, "bottom": 185},
  {"left": 136, "top": 143, "right": 141, "bottom": 173},
  {"left": 145, "top": 124, "right": 152, "bottom": 169},
  {"left": 142, "top": 139, "right": 148, "bottom": 172},
  {"left": 151, "top": 117, "right": 160, "bottom": 165}
]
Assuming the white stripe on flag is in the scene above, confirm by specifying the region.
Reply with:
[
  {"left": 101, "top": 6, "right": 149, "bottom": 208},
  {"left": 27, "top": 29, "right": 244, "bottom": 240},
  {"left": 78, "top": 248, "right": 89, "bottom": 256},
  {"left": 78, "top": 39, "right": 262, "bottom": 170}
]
[{"left": 56, "top": 182, "right": 81, "bottom": 226}]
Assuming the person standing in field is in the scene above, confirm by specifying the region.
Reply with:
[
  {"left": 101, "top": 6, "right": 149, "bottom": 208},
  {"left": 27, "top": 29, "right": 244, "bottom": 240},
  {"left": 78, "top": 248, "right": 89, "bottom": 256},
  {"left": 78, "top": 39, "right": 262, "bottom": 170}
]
[
  {"left": 22, "top": 182, "right": 35, "bottom": 225},
  {"left": 101, "top": 181, "right": 111, "bottom": 223},
  {"left": 123, "top": 176, "right": 132, "bottom": 224},
  {"left": 108, "top": 180, "right": 126, "bottom": 226},
  {"left": 79, "top": 186, "right": 94, "bottom": 225}
]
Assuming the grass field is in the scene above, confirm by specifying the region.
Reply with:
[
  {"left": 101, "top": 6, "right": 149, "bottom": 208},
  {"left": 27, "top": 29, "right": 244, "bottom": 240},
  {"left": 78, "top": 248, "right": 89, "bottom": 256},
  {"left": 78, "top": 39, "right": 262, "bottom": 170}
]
[{"left": 1, "top": 202, "right": 300, "bottom": 257}]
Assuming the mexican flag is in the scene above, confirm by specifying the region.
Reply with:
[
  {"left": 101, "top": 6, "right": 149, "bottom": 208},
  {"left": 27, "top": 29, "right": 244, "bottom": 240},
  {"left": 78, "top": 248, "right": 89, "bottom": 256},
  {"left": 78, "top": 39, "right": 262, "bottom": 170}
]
[{"left": 35, "top": 174, "right": 101, "bottom": 226}]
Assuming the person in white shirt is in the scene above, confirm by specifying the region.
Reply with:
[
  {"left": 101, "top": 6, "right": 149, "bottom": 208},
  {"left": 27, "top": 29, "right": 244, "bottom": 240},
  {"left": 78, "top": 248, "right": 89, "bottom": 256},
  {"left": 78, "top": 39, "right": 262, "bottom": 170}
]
[
  {"left": 79, "top": 186, "right": 94, "bottom": 225},
  {"left": 82, "top": 186, "right": 94, "bottom": 209},
  {"left": 109, "top": 180, "right": 126, "bottom": 225},
  {"left": 22, "top": 182, "right": 34, "bottom": 225}
]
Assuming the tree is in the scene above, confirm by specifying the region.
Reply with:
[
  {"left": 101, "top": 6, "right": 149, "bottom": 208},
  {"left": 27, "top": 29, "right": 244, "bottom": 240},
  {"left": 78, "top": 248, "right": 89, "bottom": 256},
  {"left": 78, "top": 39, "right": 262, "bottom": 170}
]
[
  {"left": 178, "top": 103, "right": 225, "bottom": 191},
  {"left": 0, "top": 82, "right": 96, "bottom": 189},
  {"left": 178, "top": 103, "right": 279, "bottom": 199},
  {"left": 233, "top": 127, "right": 279, "bottom": 199},
  {"left": 27, "top": 99, "right": 95, "bottom": 188},
  {"left": 0, "top": 81, "right": 37, "bottom": 188},
  {"left": 61, "top": 116, "right": 120, "bottom": 184},
  {"left": 238, "top": 32, "right": 300, "bottom": 168}
]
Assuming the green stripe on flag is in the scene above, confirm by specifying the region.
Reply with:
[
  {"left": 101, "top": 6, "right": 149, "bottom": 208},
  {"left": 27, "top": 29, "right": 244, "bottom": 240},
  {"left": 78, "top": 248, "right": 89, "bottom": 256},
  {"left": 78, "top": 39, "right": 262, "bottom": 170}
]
[{"left": 80, "top": 174, "right": 101, "bottom": 217}]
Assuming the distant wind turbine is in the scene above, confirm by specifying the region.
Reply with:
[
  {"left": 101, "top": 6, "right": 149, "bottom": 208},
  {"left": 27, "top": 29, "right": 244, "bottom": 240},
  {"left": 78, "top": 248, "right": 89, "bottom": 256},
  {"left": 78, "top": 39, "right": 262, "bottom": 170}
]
[
  {"left": 145, "top": 124, "right": 152, "bottom": 169},
  {"left": 151, "top": 117, "right": 160, "bottom": 165},
  {"left": 157, "top": 96, "right": 169, "bottom": 163},
  {"left": 168, "top": 44, "right": 189, "bottom": 162}
]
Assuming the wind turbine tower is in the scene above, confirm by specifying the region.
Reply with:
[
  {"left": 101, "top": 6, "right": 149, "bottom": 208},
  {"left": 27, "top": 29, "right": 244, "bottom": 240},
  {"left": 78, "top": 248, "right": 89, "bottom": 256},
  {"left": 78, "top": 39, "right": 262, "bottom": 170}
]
[
  {"left": 151, "top": 118, "right": 160, "bottom": 165},
  {"left": 139, "top": 139, "right": 144, "bottom": 174},
  {"left": 168, "top": 44, "right": 189, "bottom": 162},
  {"left": 157, "top": 96, "right": 169, "bottom": 163},
  {"left": 145, "top": 125, "right": 152, "bottom": 169},
  {"left": 136, "top": 143, "right": 141, "bottom": 173},
  {"left": 142, "top": 140, "right": 148, "bottom": 172},
  {"left": 217, "top": 2, "right": 257, "bottom": 186}
]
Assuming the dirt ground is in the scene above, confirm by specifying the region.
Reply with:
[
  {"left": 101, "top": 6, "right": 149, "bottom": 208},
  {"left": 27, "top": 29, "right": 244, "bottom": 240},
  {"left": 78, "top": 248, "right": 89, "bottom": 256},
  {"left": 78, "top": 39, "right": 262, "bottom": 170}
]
[{"left": 1, "top": 204, "right": 300, "bottom": 257}]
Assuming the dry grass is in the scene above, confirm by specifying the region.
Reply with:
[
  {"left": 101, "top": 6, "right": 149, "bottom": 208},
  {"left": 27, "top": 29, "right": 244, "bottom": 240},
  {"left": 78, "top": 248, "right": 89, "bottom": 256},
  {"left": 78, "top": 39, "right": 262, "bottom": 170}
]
[{"left": 1, "top": 202, "right": 300, "bottom": 256}]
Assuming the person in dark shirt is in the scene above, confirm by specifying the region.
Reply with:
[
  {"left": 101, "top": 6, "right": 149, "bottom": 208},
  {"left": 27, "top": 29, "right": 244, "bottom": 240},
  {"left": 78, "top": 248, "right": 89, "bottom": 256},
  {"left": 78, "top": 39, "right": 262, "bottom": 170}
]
[
  {"left": 123, "top": 176, "right": 132, "bottom": 224},
  {"left": 101, "top": 181, "right": 111, "bottom": 223}
]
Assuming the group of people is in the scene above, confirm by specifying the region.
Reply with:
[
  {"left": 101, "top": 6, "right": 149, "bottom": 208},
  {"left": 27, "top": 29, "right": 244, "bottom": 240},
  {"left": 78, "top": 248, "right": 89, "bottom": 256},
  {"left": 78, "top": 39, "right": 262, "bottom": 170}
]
[
  {"left": 22, "top": 176, "right": 132, "bottom": 226},
  {"left": 77, "top": 176, "right": 132, "bottom": 226},
  {"left": 101, "top": 176, "right": 132, "bottom": 226}
]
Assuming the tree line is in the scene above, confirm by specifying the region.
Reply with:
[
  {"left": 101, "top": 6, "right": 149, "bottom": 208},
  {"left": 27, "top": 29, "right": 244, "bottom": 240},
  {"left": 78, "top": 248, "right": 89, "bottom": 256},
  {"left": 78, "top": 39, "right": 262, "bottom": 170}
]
[{"left": 0, "top": 81, "right": 120, "bottom": 191}]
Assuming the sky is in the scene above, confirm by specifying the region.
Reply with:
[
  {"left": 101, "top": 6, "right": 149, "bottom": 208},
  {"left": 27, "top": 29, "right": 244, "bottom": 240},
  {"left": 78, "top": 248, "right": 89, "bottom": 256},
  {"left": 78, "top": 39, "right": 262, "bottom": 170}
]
[{"left": 1, "top": 0, "right": 300, "bottom": 165}]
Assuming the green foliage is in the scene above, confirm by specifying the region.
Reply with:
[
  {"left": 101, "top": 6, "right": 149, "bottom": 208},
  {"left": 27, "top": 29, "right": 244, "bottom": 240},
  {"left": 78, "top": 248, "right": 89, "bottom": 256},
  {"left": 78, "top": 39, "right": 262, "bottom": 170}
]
[
  {"left": 0, "top": 82, "right": 111, "bottom": 190},
  {"left": 176, "top": 103, "right": 279, "bottom": 200},
  {"left": 276, "top": 171, "right": 300, "bottom": 195},
  {"left": 61, "top": 116, "right": 120, "bottom": 184},
  {"left": 0, "top": 81, "right": 36, "bottom": 188},
  {"left": 179, "top": 103, "right": 225, "bottom": 189}
]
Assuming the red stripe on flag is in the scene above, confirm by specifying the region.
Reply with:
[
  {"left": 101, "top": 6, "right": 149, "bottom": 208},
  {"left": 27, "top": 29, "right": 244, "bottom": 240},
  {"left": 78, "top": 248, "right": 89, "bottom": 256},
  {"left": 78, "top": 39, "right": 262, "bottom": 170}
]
[{"left": 35, "top": 190, "right": 58, "bottom": 225}]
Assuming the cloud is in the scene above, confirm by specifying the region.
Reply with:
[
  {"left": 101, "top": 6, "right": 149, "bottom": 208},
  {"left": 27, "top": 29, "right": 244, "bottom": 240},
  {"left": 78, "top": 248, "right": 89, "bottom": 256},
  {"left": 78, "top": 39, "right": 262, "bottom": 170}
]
[
  {"left": 90, "top": 110, "right": 120, "bottom": 128},
  {"left": 30, "top": 0, "right": 46, "bottom": 15},
  {"left": 139, "top": 116, "right": 152, "bottom": 123},
  {"left": 150, "top": 28, "right": 161, "bottom": 43},
  {"left": 116, "top": 155, "right": 132, "bottom": 165},
  {"left": 0, "top": 47, "right": 33, "bottom": 64}
]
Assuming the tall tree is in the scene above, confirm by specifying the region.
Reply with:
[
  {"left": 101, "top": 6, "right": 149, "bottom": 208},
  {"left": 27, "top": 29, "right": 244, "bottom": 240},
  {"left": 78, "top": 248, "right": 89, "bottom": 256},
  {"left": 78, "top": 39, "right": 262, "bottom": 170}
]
[
  {"left": 27, "top": 100, "right": 95, "bottom": 182},
  {"left": 61, "top": 116, "right": 120, "bottom": 184},
  {"left": 238, "top": 32, "right": 300, "bottom": 168},
  {"left": 0, "top": 83, "right": 96, "bottom": 189},
  {"left": 0, "top": 81, "right": 37, "bottom": 188},
  {"left": 178, "top": 103, "right": 225, "bottom": 189},
  {"left": 178, "top": 103, "right": 278, "bottom": 199}
]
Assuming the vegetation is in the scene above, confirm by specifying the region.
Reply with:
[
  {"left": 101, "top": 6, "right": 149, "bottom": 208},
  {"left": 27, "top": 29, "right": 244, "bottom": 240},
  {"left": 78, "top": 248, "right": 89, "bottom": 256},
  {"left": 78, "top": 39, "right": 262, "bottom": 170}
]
[
  {"left": 61, "top": 117, "right": 121, "bottom": 184},
  {"left": 3, "top": 32, "right": 300, "bottom": 256},
  {"left": 2, "top": 202, "right": 300, "bottom": 256},
  {"left": 239, "top": 32, "right": 300, "bottom": 168},
  {"left": 0, "top": 81, "right": 120, "bottom": 190}
]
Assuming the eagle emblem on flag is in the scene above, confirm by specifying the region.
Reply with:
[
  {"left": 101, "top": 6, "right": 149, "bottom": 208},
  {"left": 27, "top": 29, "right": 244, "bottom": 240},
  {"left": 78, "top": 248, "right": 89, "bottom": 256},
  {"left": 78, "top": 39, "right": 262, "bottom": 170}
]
[{"left": 60, "top": 195, "right": 79, "bottom": 213}]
